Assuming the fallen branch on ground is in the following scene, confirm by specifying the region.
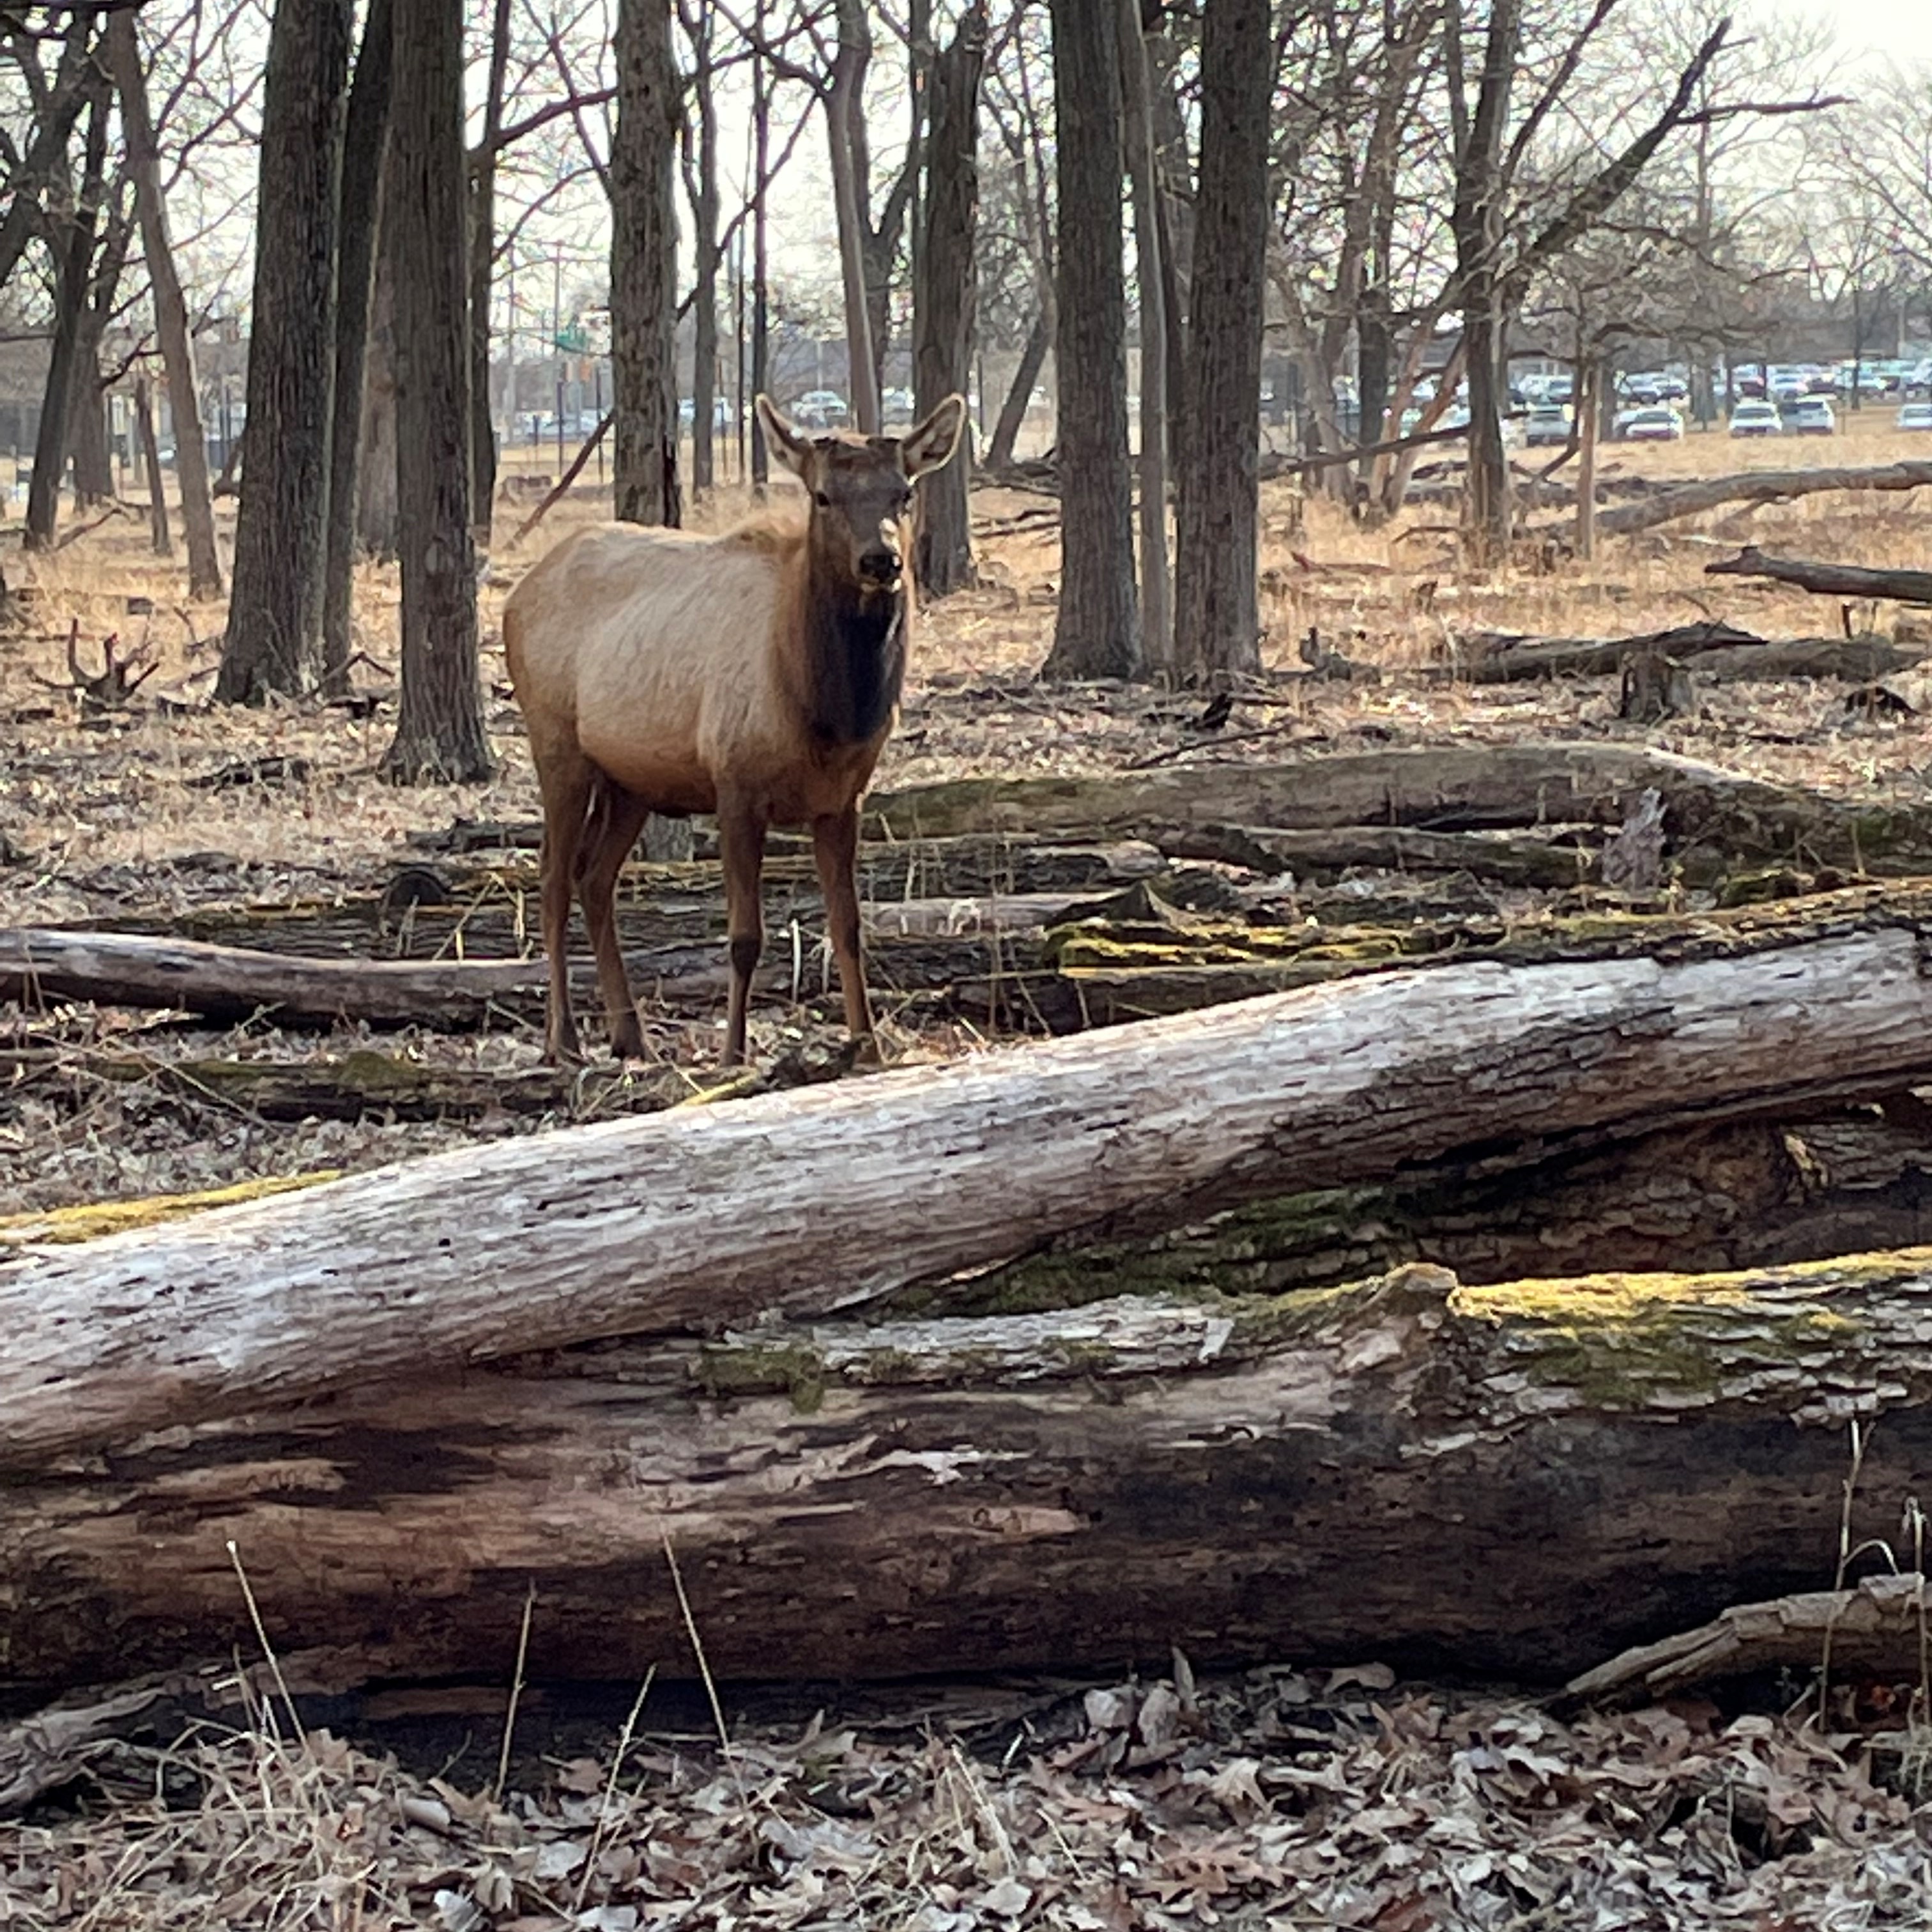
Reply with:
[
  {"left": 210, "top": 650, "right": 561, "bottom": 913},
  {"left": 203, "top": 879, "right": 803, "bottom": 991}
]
[{"left": 1705, "top": 546, "right": 1932, "bottom": 607}]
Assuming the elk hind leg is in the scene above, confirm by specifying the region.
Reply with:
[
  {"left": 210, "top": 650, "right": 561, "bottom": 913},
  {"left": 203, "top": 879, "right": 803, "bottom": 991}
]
[{"left": 577, "top": 781, "right": 654, "bottom": 1059}]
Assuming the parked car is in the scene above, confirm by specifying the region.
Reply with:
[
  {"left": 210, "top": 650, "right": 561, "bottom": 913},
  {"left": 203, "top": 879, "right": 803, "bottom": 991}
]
[
  {"left": 1897, "top": 402, "right": 1932, "bottom": 432},
  {"left": 881, "top": 387, "right": 915, "bottom": 423},
  {"left": 1620, "top": 406, "right": 1685, "bottom": 443},
  {"left": 1728, "top": 400, "right": 1782, "bottom": 437},
  {"left": 1786, "top": 396, "right": 1836, "bottom": 436},
  {"left": 1523, "top": 404, "right": 1573, "bottom": 447},
  {"left": 793, "top": 388, "right": 848, "bottom": 427}
]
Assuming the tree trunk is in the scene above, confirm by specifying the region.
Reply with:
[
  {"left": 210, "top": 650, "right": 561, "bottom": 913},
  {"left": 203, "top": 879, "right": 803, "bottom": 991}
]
[
  {"left": 1042, "top": 0, "right": 1138, "bottom": 680},
  {"left": 686, "top": 2, "right": 721, "bottom": 495},
  {"left": 826, "top": 0, "right": 881, "bottom": 436},
  {"left": 24, "top": 83, "right": 107, "bottom": 553},
  {"left": 378, "top": 0, "right": 493, "bottom": 783},
  {"left": 105, "top": 10, "right": 223, "bottom": 599},
  {"left": 749, "top": 0, "right": 770, "bottom": 489},
  {"left": 356, "top": 236, "right": 399, "bottom": 559},
  {"left": 468, "top": 0, "right": 512, "bottom": 543},
  {"left": 1170, "top": 0, "right": 1270, "bottom": 686},
  {"left": 1575, "top": 356, "right": 1600, "bottom": 560},
  {"left": 1547, "top": 462, "right": 1932, "bottom": 542},
  {"left": 65, "top": 353, "right": 112, "bottom": 506},
  {"left": 215, "top": 0, "right": 352, "bottom": 702},
  {"left": 133, "top": 374, "right": 170, "bottom": 553},
  {"left": 17, "top": 903, "right": 1932, "bottom": 1475},
  {"left": 1117, "top": 0, "right": 1169, "bottom": 673},
  {"left": 912, "top": 5, "right": 985, "bottom": 597},
  {"left": 610, "top": 0, "right": 680, "bottom": 526},
  {"left": 320, "top": 0, "right": 395, "bottom": 696},
  {"left": 1449, "top": 0, "right": 1522, "bottom": 565},
  {"left": 986, "top": 308, "right": 1050, "bottom": 470}
]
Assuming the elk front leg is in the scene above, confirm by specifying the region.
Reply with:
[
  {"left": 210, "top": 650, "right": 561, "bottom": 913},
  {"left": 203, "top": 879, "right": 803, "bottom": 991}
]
[
  {"left": 717, "top": 799, "right": 767, "bottom": 1067},
  {"left": 812, "top": 802, "right": 873, "bottom": 1050}
]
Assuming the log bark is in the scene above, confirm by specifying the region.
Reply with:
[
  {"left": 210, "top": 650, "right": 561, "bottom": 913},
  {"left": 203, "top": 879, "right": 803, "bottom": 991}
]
[
  {"left": 9, "top": 1254, "right": 1932, "bottom": 1693},
  {"left": 1586, "top": 462, "right": 1932, "bottom": 540},
  {"left": 17, "top": 901, "right": 1932, "bottom": 1470},
  {"left": 1705, "top": 546, "right": 1932, "bottom": 608}
]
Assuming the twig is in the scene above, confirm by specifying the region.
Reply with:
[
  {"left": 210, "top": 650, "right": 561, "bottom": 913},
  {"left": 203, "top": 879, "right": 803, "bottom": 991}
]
[{"left": 492, "top": 1582, "right": 537, "bottom": 1802}]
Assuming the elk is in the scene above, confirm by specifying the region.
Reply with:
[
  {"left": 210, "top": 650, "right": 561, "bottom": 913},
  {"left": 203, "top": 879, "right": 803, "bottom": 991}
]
[{"left": 504, "top": 392, "right": 967, "bottom": 1066}]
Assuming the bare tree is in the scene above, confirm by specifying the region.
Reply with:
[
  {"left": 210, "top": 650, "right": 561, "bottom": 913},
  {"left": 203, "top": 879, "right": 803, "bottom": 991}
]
[
  {"left": 381, "top": 0, "right": 494, "bottom": 782},
  {"left": 1042, "top": 0, "right": 1138, "bottom": 680},
  {"left": 217, "top": 0, "right": 353, "bottom": 702},
  {"left": 105, "top": 6, "right": 224, "bottom": 599},
  {"left": 913, "top": 1, "right": 986, "bottom": 597},
  {"left": 611, "top": 0, "right": 680, "bottom": 526},
  {"left": 25, "top": 71, "right": 107, "bottom": 554},
  {"left": 1171, "top": 0, "right": 1272, "bottom": 686},
  {"left": 1118, "top": 0, "right": 1169, "bottom": 673},
  {"left": 321, "top": 0, "right": 395, "bottom": 695}
]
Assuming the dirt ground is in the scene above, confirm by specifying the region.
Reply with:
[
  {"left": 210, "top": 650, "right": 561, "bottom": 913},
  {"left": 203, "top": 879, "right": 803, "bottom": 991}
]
[{"left": 8, "top": 415, "right": 1932, "bottom": 1927}]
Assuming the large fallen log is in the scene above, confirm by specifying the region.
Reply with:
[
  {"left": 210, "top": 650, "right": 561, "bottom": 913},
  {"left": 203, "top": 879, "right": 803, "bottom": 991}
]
[
  {"left": 1579, "top": 461, "right": 1932, "bottom": 539},
  {"left": 7, "top": 1254, "right": 1932, "bottom": 1692},
  {"left": 15, "top": 885, "right": 1932, "bottom": 1471},
  {"left": 1706, "top": 546, "right": 1932, "bottom": 607}
]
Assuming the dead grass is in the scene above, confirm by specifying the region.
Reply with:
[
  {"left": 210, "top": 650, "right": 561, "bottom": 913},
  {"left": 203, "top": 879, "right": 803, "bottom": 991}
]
[{"left": 10, "top": 1659, "right": 1932, "bottom": 1929}]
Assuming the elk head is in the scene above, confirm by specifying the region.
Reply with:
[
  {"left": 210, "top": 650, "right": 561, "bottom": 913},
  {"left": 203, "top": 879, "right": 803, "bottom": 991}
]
[{"left": 755, "top": 393, "right": 967, "bottom": 594}]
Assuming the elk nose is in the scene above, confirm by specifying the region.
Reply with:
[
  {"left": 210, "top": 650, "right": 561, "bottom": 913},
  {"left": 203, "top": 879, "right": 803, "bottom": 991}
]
[{"left": 858, "top": 546, "right": 900, "bottom": 584}]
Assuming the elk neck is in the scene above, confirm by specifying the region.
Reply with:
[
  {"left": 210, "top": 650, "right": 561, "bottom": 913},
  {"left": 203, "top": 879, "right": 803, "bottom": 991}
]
[{"left": 800, "top": 550, "right": 908, "bottom": 747}]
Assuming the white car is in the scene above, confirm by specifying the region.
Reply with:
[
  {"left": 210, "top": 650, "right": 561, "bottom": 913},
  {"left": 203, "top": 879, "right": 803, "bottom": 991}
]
[
  {"left": 1620, "top": 406, "right": 1685, "bottom": 443},
  {"left": 1898, "top": 402, "right": 1932, "bottom": 432},
  {"left": 1728, "top": 401, "right": 1782, "bottom": 438},
  {"left": 793, "top": 389, "right": 848, "bottom": 427}
]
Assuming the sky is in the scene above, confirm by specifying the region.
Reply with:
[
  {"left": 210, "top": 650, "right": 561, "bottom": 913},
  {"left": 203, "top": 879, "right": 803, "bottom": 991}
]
[{"left": 1746, "top": 0, "right": 1932, "bottom": 66}]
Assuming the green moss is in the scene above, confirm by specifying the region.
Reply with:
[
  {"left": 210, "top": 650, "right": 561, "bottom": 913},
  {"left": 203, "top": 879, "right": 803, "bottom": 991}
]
[
  {"left": 693, "top": 1341, "right": 828, "bottom": 1413},
  {"left": 0, "top": 1169, "right": 342, "bottom": 1246}
]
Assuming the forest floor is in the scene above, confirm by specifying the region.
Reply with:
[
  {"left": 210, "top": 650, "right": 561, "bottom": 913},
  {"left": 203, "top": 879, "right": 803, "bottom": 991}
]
[{"left": 8, "top": 410, "right": 1932, "bottom": 1926}]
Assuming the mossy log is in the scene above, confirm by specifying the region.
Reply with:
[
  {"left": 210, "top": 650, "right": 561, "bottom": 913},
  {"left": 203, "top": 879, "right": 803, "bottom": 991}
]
[
  {"left": 15, "top": 896, "right": 1932, "bottom": 1470},
  {"left": 7, "top": 1255, "right": 1932, "bottom": 1693}
]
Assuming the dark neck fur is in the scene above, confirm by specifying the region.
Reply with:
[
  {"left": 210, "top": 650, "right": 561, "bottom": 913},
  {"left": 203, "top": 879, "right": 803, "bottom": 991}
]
[{"left": 803, "top": 563, "right": 907, "bottom": 746}]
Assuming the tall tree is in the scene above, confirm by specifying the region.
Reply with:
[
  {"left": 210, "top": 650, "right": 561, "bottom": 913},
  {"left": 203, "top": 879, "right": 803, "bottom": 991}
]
[
  {"left": 381, "top": 0, "right": 493, "bottom": 782},
  {"left": 216, "top": 0, "right": 353, "bottom": 702},
  {"left": 1445, "top": 0, "right": 1521, "bottom": 565},
  {"left": 1172, "top": 0, "right": 1273, "bottom": 686},
  {"left": 468, "top": 0, "right": 512, "bottom": 540},
  {"left": 321, "top": 0, "right": 395, "bottom": 695},
  {"left": 912, "top": 3, "right": 986, "bottom": 597},
  {"left": 610, "top": 0, "right": 680, "bottom": 526},
  {"left": 25, "top": 72, "right": 107, "bottom": 553},
  {"left": 680, "top": 0, "right": 723, "bottom": 493},
  {"left": 1117, "top": 0, "right": 1169, "bottom": 674},
  {"left": 105, "top": 7, "right": 223, "bottom": 599},
  {"left": 1042, "top": 0, "right": 1138, "bottom": 680}
]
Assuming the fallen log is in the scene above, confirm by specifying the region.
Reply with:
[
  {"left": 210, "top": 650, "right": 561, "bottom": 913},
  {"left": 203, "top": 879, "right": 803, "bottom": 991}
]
[
  {"left": 1706, "top": 546, "right": 1932, "bottom": 608},
  {"left": 8, "top": 1254, "right": 1932, "bottom": 1692},
  {"left": 866, "top": 742, "right": 1932, "bottom": 877},
  {"left": 1580, "top": 461, "right": 1932, "bottom": 540},
  {"left": 1566, "top": 1576, "right": 1930, "bottom": 1707},
  {"left": 15, "top": 887, "right": 1932, "bottom": 1469},
  {"left": 1457, "top": 622, "right": 1926, "bottom": 686}
]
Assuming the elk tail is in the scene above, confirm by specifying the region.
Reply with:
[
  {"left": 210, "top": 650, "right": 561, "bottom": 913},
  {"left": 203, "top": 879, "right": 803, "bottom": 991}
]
[{"left": 571, "top": 771, "right": 614, "bottom": 889}]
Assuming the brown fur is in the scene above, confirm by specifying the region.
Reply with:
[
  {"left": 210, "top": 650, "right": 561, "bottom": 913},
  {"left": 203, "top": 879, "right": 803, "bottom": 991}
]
[{"left": 504, "top": 392, "right": 967, "bottom": 1065}]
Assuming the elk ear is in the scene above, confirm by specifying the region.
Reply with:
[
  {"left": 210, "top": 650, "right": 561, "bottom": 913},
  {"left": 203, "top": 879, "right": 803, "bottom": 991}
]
[
  {"left": 755, "top": 394, "right": 811, "bottom": 479},
  {"left": 901, "top": 394, "right": 967, "bottom": 479}
]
